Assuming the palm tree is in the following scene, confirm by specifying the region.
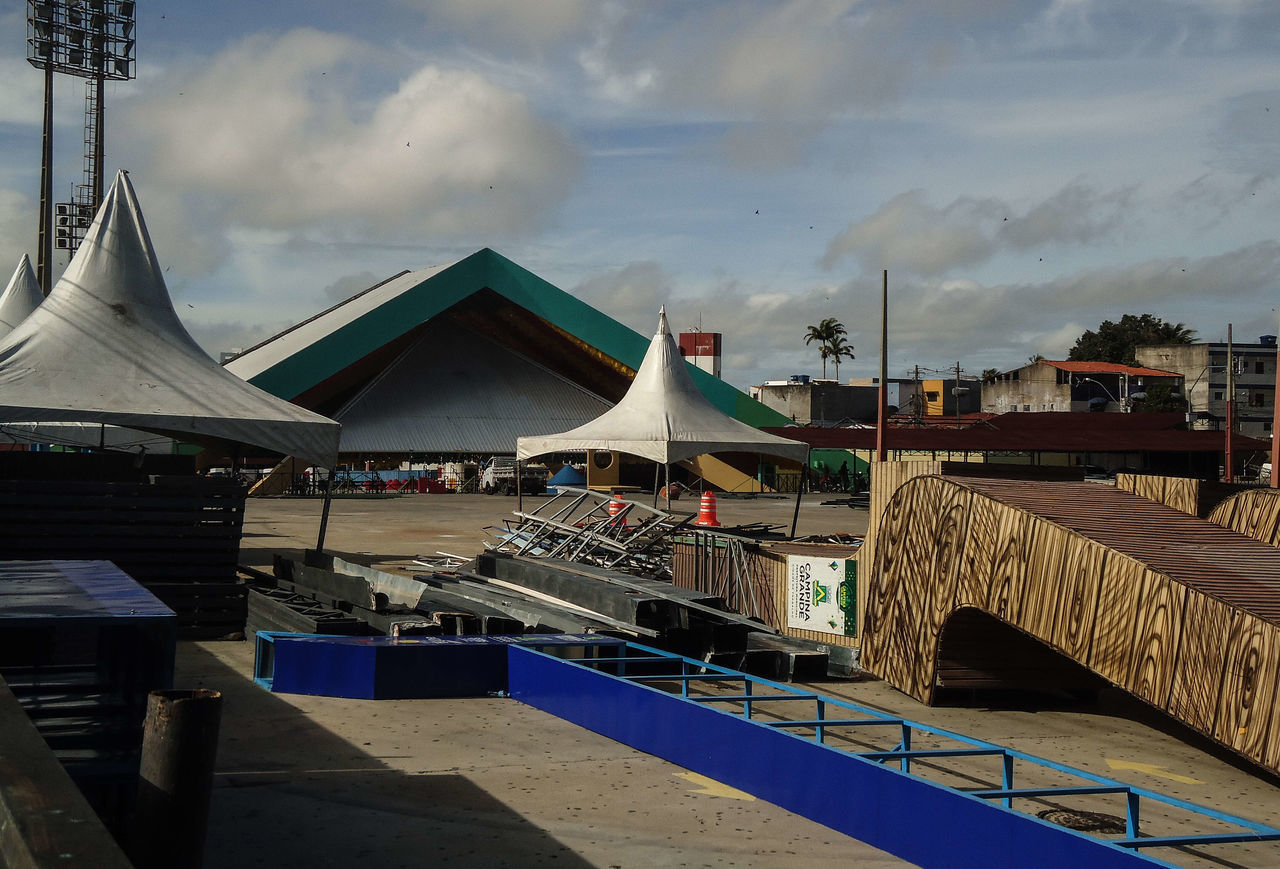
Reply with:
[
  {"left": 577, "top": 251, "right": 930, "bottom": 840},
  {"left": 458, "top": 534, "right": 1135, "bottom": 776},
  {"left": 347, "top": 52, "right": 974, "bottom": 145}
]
[
  {"left": 827, "top": 334, "right": 855, "bottom": 380},
  {"left": 804, "top": 317, "right": 847, "bottom": 378}
]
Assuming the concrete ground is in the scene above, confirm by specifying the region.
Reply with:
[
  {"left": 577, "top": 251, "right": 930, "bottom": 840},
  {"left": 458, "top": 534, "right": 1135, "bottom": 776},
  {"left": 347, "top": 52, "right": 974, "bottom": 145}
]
[{"left": 187, "top": 492, "right": 1280, "bottom": 868}]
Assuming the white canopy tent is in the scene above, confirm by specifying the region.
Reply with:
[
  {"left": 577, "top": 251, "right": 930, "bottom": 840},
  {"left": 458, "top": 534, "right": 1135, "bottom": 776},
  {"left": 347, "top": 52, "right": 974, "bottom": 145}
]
[
  {"left": 518, "top": 309, "right": 809, "bottom": 530},
  {"left": 0, "top": 170, "right": 341, "bottom": 468},
  {"left": 0, "top": 254, "right": 42, "bottom": 341}
]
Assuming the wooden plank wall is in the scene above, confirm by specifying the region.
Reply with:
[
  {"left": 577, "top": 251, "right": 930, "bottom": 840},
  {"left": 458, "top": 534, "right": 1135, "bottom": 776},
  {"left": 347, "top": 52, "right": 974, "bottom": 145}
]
[
  {"left": 860, "top": 473, "right": 1280, "bottom": 777},
  {"left": 1207, "top": 489, "right": 1280, "bottom": 546},
  {"left": 0, "top": 477, "right": 247, "bottom": 639},
  {"left": 1114, "top": 473, "right": 1199, "bottom": 515}
]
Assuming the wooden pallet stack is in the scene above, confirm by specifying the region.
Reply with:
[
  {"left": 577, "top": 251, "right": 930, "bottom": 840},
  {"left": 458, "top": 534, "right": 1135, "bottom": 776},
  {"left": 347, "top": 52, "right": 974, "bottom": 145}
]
[{"left": 0, "top": 476, "right": 248, "bottom": 638}]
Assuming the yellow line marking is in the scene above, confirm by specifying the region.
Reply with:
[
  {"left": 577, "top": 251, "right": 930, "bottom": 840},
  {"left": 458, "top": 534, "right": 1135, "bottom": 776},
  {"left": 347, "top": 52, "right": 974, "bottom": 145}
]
[
  {"left": 1105, "top": 759, "right": 1204, "bottom": 785},
  {"left": 674, "top": 771, "right": 756, "bottom": 800}
]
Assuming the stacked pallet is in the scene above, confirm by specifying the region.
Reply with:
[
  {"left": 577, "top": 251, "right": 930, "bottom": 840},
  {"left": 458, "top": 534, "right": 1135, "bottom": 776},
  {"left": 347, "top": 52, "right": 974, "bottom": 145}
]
[
  {"left": 242, "top": 552, "right": 834, "bottom": 682},
  {"left": 0, "top": 476, "right": 247, "bottom": 638}
]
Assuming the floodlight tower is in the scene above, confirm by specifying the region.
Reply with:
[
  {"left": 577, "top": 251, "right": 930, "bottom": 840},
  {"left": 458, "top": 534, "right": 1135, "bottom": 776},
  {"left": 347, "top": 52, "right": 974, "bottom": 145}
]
[{"left": 26, "top": 0, "right": 136, "bottom": 294}]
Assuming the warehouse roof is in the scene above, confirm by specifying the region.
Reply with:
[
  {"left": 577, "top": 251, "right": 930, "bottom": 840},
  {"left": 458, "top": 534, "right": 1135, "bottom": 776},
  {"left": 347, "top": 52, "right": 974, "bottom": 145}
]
[
  {"left": 766, "top": 412, "right": 1269, "bottom": 454},
  {"left": 225, "top": 249, "right": 789, "bottom": 453}
]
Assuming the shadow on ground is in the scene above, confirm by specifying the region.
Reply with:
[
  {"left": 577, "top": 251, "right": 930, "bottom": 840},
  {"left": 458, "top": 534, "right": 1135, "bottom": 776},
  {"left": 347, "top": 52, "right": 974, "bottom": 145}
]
[{"left": 180, "top": 643, "right": 594, "bottom": 869}]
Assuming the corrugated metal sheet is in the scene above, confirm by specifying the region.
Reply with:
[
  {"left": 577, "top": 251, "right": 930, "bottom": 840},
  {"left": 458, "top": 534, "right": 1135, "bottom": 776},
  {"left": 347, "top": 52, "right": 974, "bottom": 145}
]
[
  {"left": 767, "top": 412, "right": 1269, "bottom": 454},
  {"left": 334, "top": 320, "right": 612, "bottom": 453},
  {"left": 950, "top": 477, "right": 1280, "bottom": 624},
  {"left": 225, "top": 267, "right": 436, "bottom": 380}
]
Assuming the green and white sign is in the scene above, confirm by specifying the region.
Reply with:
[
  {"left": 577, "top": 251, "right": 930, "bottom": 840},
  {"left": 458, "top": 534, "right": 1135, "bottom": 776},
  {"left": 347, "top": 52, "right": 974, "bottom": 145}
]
[{"left": 786, "top": 555, "right": 857, "bottom": 637}]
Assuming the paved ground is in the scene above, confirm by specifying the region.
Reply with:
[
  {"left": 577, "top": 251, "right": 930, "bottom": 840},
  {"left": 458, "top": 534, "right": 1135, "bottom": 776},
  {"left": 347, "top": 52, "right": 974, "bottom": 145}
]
[
  {"left": 235, "top": 491, "right": 868, "bottom": 575},
  {"left": 187, "top": 493, "right": 1280, "bottom": 868}
]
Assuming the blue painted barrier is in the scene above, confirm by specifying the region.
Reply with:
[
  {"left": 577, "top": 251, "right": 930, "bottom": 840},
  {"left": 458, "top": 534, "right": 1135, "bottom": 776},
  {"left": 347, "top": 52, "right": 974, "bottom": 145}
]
[
  {"left": 507, "top": 644, "right": 1186, "bottom": 869},
  {"left": 254, "top": 632, "right": 621, "bottom": 699}
]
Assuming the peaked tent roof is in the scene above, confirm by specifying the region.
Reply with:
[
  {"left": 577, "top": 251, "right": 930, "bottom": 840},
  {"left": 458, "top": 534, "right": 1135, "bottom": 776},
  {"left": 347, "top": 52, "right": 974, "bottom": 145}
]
[
  {"left": 225, "top": 247, "right": 790, "bottom": 430},
  {"left": 517, "top": 309, "right": 809, "bottom": 465},
  {"left": 0, "top": 254, "right": 42, "bottom": 340},
  {"left": 0, "top": 171, "right": 341, "bottom": 467}
]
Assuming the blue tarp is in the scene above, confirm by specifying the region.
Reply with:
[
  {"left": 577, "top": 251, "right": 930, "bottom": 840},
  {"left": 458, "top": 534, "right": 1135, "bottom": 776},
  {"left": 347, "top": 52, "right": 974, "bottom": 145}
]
[{"left": 547, "top": 464, "right": 586, "bottom": 493}]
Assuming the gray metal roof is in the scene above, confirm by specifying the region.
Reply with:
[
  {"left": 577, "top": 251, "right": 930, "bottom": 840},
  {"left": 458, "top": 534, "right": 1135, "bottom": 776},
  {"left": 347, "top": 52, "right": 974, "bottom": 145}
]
[{"left": 334, "top": 320, "right": 612, "bottom": 454}]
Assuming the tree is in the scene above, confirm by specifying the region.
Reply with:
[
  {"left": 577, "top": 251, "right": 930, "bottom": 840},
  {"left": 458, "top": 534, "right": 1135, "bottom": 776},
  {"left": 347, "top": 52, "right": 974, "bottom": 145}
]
[
  {"left": 1132, "top": 382, "right": 1185, "bottom": 414},
  {"left": 827, "top": 334, "right": 856, "bottom": 380},
  {"left": 1028, "top": 354, "right": 1046, "bottom": 365},
  {"left": 981, "top": 368, "right": 1000, "bottom": 382},
  {"left": 803, "top": 317, "right": 848, "bottom": 378},
  {"left": 1067, "top": 314, "right": 1196, "bottom": 365}
]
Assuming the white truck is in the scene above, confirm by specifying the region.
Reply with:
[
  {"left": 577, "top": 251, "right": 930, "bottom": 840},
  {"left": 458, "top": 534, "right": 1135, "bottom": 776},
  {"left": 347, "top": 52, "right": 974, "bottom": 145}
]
[{"left": 480, "top": 456, "right": 548, "bottom": 495}]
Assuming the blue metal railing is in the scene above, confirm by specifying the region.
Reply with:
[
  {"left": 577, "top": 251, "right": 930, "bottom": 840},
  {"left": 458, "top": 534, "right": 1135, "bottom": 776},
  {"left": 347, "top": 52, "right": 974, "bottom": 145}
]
[{"left": 520, "top": 639, "right": 1280, "bottom": 862}]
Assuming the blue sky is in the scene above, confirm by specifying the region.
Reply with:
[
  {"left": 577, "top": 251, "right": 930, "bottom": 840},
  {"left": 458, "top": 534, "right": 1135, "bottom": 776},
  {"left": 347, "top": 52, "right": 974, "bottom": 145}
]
[{"left": 2, "top": 0, "right": 1278, "bottom": 390}]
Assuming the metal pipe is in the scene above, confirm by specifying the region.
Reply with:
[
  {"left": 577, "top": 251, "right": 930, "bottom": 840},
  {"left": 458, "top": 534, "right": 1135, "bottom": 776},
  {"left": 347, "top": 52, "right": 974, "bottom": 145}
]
[
  {"left": 37, "top": 65, "right": 54, "bottom": 296},
  {"left": 876, "top": 269, "right": 888, "bottom": 463},
  {"left": 1226, "top": 324, "right": 1234, "bottom": 483},
  {"left": 790, "top": 449, "right": 807, "bottom": 538},
  {"left": 316, "top": 470, "right": 334, "bottom": 553},
  {"left": 131, "top": 689, "right": 223, "bottom": 869}
]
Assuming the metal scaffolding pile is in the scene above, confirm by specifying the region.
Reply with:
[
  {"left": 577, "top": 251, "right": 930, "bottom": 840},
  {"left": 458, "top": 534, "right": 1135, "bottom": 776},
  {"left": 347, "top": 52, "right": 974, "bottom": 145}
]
[{"left": 482, "top": 487, "right": 695, "bottom": 579}]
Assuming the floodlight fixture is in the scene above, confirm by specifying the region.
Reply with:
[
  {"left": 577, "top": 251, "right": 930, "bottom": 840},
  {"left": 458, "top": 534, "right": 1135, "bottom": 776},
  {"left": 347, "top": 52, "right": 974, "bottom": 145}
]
[{"left": 26, "top": 0, "right": 136, "bottom": 81}]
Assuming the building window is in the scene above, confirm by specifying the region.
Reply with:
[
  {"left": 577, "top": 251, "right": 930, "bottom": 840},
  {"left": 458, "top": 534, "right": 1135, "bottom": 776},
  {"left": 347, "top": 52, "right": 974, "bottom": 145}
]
[
  {"left": 1258, "top": 361, "right": 1266, "bottom": 375},
  {"left": 925, "top": 391, "right": 939, "bottom": 402},
  {"left": 1251, "top": 393, "right": 1266, "bottom": 407},
  {"left": 1023, "top": 404, "right": 1031, "bottom": 412},
  {"left": 1266, "top": 422, "right": 1274, "bottom": 433},
  {"left": 1010, "top": 405, "right": 1018, "bottom": 411},
  {"left": 1214, "top": 391, "right": 1224, "bottom": 401}
]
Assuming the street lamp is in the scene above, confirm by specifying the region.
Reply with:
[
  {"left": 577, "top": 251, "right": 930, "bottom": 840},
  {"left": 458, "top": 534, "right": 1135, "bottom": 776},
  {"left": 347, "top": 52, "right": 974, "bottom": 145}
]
[
  {"left": 1075, "top": 376, "right": 1144, "bottom": 412},
  {"left": 1183, "top": 365, "right": 1226, "bottom": 429}
]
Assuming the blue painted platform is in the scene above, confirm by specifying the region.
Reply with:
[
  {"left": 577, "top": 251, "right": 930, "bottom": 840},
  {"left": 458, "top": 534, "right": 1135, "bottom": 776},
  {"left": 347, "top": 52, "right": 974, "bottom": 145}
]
[
  {"left": 254, "top": 632, "right": 622, "bottom": 700},
  {"left": 249, "top": 631, "right": 1280, "bottom": 868}
]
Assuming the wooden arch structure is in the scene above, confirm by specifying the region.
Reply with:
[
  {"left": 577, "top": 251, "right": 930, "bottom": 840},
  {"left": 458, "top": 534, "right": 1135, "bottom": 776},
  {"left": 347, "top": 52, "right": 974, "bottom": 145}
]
[{"left": 861, "top": 474, "right": 1280, "bottom": 776}]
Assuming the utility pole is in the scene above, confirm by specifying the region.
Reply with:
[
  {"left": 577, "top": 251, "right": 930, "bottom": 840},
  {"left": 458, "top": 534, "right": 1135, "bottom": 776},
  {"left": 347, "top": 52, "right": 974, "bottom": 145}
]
[
  {"left": 913, "top": 365, "right": 920, "bottom": 423},
  {"left": 876, "top": 270, "right": 888, "bottom": 463},
  {"left": 956, "top": 361, "right": 962, "bottom": 427},
  {"left": 1226, "top": 324, "right": 1234, "bottom": 483},
  {"left": 1272, "top": 312, "right": 1280, "bottom": 488}
]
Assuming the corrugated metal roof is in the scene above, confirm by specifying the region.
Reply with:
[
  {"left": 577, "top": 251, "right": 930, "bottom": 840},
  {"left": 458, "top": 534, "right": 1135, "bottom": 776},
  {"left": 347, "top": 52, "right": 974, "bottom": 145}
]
[
  {"left": 948, "top": 477, "right": 1280, "bottom": 624},
  {"left": 765, "top": 412, "right": 1269, "bottom": 454},
  {"left": 224, "top": 266, "right": 441, "bottom": 381},
  {"left": 334, "top": 320, "right": 612, "bottom": 454},
  {"left": 223, "top": 248, "right": 790, "bottom": 428},
  {"left": 1045, "top": 360, "right": 1182, "bottom": 377}
]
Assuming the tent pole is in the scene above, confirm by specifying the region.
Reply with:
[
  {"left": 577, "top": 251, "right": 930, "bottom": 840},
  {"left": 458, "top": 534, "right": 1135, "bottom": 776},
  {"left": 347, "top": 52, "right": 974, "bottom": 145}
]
[
  {"left": 516, "top": 458, "right": 523, "bottom": 513},
  {"left": 316, "top": 470, "right": 333, "bottom": 554},
  {"left": 653, "top": 463, "right": 661, "bottom": 508},
  {"left": 790, "top": 450, "right": 808, "bottom": 539},
  {"left": 665, "top": 463, "right": 671, "bottom": 512}
]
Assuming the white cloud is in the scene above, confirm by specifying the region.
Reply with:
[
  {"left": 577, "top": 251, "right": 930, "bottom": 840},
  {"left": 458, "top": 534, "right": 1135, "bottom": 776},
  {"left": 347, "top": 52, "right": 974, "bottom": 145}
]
[
  {"left": 118, "top": 28, "right": 581, "bottom": 261},
  {"left": 823, "top": 182, "right": 1139, "bottom": 276},
  {"left": 0, "top": 188, "right": 36, "bottom": 273},
  {"left": 571, "top": 260, "right": 673, "bottom": 334},
  {"left": 401, "top": 0, "right": 594, "bottom": 50}
]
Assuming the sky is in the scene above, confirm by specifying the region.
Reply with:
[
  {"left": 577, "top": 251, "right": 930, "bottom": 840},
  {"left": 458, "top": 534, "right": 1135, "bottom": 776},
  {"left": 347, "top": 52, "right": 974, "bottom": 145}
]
[{"left": 1, "top": 0, "right": 1279, "bottom": 392}]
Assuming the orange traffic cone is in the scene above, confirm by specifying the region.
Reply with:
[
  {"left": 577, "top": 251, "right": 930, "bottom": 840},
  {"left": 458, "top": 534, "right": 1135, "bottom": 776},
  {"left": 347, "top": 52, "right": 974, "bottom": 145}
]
[
  {"left": 607, "top": 494, "right": 627, "bottom": 526},
  {"left": 695, "top": 490, "right": 721, "bottom": 527}
]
